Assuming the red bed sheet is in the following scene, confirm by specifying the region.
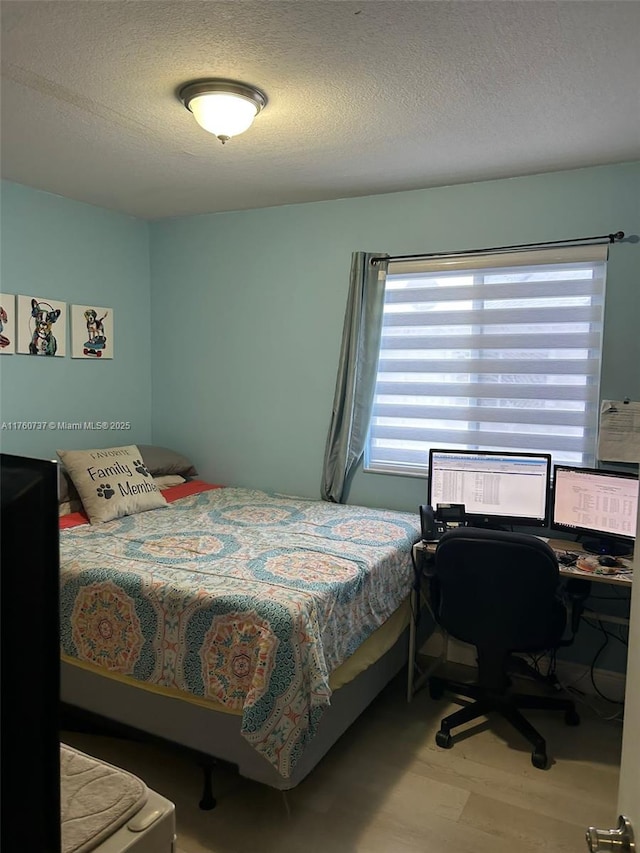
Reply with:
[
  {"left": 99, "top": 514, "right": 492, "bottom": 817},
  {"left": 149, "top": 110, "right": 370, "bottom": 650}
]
[{"left": 59, "top": 480, "right": 223, "bottom": 529}]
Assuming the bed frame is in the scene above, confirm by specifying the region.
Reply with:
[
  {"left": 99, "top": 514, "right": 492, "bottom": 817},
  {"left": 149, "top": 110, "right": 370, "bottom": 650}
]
[{"left": 61, "top": 615, "right": 430, "bottom": 805}]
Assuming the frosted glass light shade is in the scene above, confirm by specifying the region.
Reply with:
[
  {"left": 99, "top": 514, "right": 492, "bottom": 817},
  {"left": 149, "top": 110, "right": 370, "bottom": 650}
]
[
  {"left": 179, "top": 80, "right": 268, "bottom": 144},
  {"left": 189, "top": 93, "right": 258, "bottom": 139}
]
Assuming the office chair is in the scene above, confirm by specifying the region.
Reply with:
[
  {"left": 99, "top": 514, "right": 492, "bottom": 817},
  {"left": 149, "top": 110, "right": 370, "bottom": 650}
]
[{"left": 427, "top": 527, "right": 579, "bottom": 769}]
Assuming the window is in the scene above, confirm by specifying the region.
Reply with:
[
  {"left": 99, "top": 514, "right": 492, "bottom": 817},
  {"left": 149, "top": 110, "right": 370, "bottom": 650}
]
[{"left": 365, "top": 245, "right": 608, "bottom": 476}]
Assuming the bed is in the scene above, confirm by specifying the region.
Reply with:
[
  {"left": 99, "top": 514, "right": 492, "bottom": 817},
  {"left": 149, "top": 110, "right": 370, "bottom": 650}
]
[{"left": 59, "top": 463, "right": 422, "bottom": 794}]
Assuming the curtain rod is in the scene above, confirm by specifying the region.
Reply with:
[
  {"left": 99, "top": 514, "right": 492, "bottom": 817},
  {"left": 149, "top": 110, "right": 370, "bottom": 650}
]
[{"left": 371, "top": 231, "right": 625, "bottom": 266}]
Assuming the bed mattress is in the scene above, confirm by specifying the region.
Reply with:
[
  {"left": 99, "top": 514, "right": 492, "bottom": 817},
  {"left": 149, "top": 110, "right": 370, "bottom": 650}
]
[
  {"left": 60, "top": 485, "right": 420, "bottom": 779},
  {"left": 60, "top": 745, "right": 175, "bottom": 853}
]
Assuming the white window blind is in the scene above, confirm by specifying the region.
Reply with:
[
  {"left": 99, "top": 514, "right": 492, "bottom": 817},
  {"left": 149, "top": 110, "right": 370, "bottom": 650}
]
[{"left": 366, "top": 245, "right": 608, "bottom": 476}]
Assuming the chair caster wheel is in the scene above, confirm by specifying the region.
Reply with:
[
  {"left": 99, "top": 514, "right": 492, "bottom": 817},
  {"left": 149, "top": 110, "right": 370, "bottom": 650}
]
[
  {"left": 435, "top": 729, "right": 453, "bottom": 749},
  {"left": 564, "top": 708, "right": 580, "bottom": 726},
  {"left": 429, "top": 678, "right": 445, "bottom": 700},
  {"left": 531, "top": 749, "right": 548, "bottom": 770}
]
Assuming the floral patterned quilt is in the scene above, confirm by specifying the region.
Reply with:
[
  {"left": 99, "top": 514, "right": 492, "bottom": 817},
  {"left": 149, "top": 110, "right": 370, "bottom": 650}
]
[{"left": 60, "top": 486, "right": 420, "bottom": 778}]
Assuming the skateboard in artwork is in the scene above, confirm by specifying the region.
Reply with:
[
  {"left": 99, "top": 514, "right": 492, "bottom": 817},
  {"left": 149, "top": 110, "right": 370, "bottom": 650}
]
[{"left": 83, "top": 335, "right": 106, "bottom": 357}]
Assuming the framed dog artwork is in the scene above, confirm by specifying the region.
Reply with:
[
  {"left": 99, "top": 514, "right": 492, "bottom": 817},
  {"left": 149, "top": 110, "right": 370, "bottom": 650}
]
[
  {"left": 70, "top": 304, "right": 113, "bottom": 359},
  {"left": 0, "top": 293, "right": 16, "bottom": 354},
  {"left": 17, "top": 295, "right": 67, "bottom": 356}
]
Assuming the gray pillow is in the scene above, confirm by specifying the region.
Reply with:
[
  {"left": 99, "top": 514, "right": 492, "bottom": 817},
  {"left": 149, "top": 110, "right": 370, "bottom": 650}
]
[
  {"left": 138, "top": 445, "right": 197, "bottom": 478},
  {"left": 58, "top": 468, "right": 80, "bottom": 504}
]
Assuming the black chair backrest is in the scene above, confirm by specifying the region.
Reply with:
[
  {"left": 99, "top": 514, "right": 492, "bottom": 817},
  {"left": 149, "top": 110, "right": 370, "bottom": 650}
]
[{"left": 433, "top": 526, "right": 561, "bottom": 651}]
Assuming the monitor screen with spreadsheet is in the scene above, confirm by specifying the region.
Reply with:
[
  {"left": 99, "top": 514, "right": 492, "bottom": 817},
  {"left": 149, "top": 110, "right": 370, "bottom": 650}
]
[
  {"left": 427, "top": 449, "right": 551, "bottom": 528},
  {"left": 551, "top": 465, "right": 638, "bottom": 556}
]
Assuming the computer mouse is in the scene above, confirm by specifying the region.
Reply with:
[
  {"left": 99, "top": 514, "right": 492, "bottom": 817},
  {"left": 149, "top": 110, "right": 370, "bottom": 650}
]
[{"left": 597, "top": 556, "right": 618, "bottom": 567}]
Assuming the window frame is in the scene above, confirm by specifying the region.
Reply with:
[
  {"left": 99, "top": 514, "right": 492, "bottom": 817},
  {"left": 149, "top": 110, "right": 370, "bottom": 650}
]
[{"left": 364, "top": 245, "right": 608, "bottom": 478}]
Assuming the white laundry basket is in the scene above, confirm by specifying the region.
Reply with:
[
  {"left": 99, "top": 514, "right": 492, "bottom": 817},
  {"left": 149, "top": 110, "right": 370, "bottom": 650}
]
[{"left": 61, "top": 744, "right": 176, "bottom": 853}]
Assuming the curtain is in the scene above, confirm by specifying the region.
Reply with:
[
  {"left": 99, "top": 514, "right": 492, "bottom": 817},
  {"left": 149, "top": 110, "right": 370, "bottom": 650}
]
[{"left": 321, "top": 251, "right": 389, "bottom": 503}]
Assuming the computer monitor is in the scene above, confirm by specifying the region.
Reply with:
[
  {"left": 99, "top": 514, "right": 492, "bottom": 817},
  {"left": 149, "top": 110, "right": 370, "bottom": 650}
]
[
  {"left": 551, "top": 464, "right": 638, "bottom": 556},
  {"left": 427, "top": 448, "right": 551, "bottom": 528},
  {"left": 1, "top": 453, "right": 61, "bottom": 853}
]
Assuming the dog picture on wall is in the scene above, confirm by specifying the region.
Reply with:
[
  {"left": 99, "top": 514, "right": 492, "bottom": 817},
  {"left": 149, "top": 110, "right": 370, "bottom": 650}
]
[
  {"left": 71, "top": 304, "right": 113, "bottom": 359},
  {"left": 0, "top": 293, "right": 16, "bottom": 354},
  {"left": 17, "top": 295, "right": 67, "bottom": 356}
]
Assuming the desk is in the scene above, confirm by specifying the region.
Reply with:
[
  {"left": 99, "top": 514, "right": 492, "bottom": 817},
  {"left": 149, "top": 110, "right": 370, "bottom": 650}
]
[
  {"left": 407, "top": 536, "right": 633, "bottom": 701},
  {"left": 547, "top": 538, "right": 632, "bottom": 587}
]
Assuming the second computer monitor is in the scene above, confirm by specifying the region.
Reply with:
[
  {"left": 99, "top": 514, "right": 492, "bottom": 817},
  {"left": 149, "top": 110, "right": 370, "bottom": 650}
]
[
  {"left": 551, "top": 465, "right": 638, "bottom": 556},
  {"left": 427, "top": 448, "right": 552, "bottom": 528}
]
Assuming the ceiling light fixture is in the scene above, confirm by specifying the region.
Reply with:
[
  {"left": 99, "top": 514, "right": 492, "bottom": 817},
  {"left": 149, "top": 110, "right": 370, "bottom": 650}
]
[{"left": 179, "top": 79, "right": 268, "bottom": 144}]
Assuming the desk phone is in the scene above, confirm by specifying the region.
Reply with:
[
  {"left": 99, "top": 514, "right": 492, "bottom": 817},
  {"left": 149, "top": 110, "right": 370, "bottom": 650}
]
[{"left": 420, "top": 503, "right": 466, "bottom": 542}]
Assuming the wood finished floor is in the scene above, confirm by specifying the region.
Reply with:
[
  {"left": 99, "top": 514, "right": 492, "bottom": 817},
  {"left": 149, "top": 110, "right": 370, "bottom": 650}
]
[{"left": 61, "top": 666, "right": 623, "bottom": 853}]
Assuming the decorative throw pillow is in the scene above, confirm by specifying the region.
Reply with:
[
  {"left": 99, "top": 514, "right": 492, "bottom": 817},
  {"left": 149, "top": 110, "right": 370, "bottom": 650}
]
[{"left": 57, "top": 445, "right": 167, "bottom": 524}]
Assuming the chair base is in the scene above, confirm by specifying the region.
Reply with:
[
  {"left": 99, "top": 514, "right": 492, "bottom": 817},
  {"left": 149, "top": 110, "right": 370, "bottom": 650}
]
[{"left": 429, "top": 675, "right": 580, "bottom": 769}]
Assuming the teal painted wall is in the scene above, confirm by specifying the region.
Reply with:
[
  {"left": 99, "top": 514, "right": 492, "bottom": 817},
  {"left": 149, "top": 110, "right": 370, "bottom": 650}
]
[
  {"left": 150, "top": 162, "right": 640, "bottom": 512},
  {"left": 2, "top": 165, "right": 636, "bottom": 677},
  {"left": 0, "top": 181, "right": 152, "bottom": 459},
  {"left": 149, "top": 163, "right": 639, "bottom": 678}
]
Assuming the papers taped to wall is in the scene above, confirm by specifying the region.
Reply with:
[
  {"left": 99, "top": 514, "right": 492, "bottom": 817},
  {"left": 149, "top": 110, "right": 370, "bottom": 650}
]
[{"left": 597, "top": 400, "right": 640, "bottom": 463}]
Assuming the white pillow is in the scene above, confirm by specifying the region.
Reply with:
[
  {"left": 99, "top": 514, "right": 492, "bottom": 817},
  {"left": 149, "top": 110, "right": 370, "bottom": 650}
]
[
  {"left": 58, "top": 499, "right": 83, "bottom": 517},
  {"left": 57, "top": 445, "right": 167, "bottom": 524},
  {"left": 153, "top": 474, "right": 186, "bottom": 490}
]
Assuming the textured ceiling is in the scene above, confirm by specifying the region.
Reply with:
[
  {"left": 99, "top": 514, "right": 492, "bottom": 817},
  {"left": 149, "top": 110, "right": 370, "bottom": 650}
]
[{"left": 1, "top": 1, "right": 639, "bottom": 220}]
